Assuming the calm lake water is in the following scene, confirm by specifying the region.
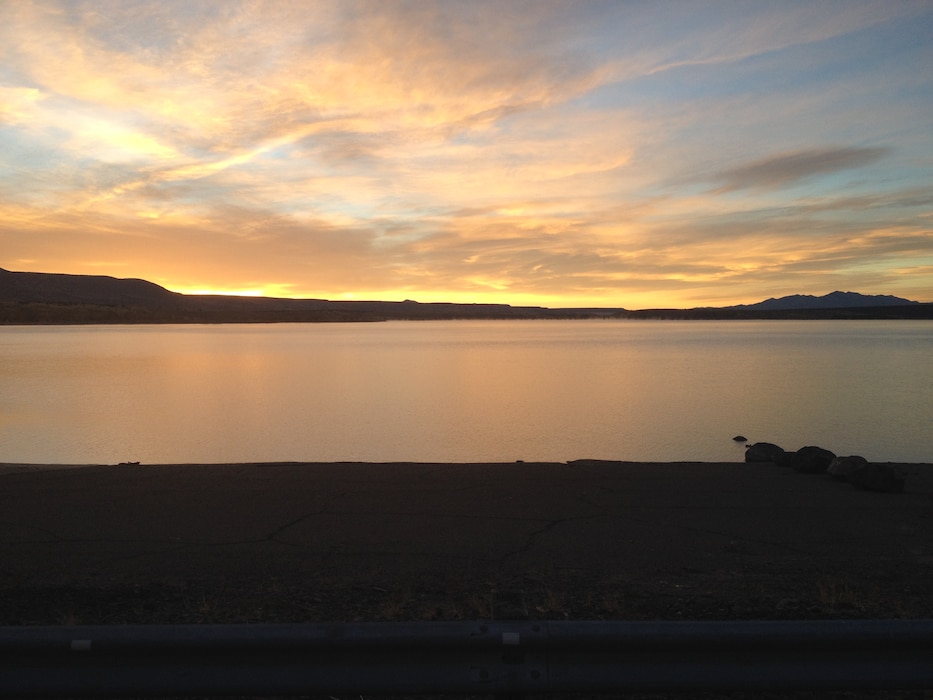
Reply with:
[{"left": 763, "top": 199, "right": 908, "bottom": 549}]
[{"left": 1, "top": 320, "right": 931, "bottom": 464}]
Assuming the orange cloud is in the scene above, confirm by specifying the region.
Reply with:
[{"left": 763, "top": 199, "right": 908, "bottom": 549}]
[{"left": 1, "top": 1, "right": 931, "bottom": 307}]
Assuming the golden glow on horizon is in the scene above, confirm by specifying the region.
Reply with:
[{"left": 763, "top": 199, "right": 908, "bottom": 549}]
[
  {"left": 169, "top": 287, "right": 268, "bottom": 298},
  {"left": 166, "top": 284, "right": 301, "bottom": 299},
  {"left": 160, "top": 278, "right": 718, "bottom": 310}
]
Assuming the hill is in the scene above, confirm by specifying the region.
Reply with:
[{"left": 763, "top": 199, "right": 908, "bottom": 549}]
[
  {"left": 0, "top": 267, "right": 180, "bottom": 306},
  {"left": 728, "top": 291, "right": 919, "bottom": 311},
  {"left": 2, "top": 268, "right": 931, "bottom": 323},
  {"left": 0, "top": 268, "right": 619, "bottom": 323}
]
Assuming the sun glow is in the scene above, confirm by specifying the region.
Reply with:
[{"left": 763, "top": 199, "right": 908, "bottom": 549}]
[
  {"left": 155, "top": 273, "right": 741, "bottom": 309},
  {"left": 166, "top": 284, "right": 299, "bottom": 298},
  {"left": 168, "top": 287, "right": 266, "bottom": 297}
]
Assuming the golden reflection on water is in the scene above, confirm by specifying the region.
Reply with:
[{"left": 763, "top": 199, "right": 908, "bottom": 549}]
[{"left": 1, "top": 321, "right": 931, "bottom": 464}]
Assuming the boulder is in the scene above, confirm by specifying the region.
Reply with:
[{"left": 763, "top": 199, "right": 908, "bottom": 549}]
[
  {"left": 826, "top": 455, "right": 869, "bottom": 482},
  {"left": 745, "top": 442, "right": 785, "bottom": 463},
  {"left": 848, "top": 463, "right": 905, "bottom": 493},
  {"left": 773, "top": 449, "right": 794, "bottom": 468},
  {"left": 792, "top": 446, "right": 836, "bottom": 474},
  {"left": 733, "top": 435, "right": 747, "bottom": 442}
]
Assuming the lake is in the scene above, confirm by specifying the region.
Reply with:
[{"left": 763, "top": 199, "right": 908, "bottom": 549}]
[{"left": 1, "top": 320, "right": 931, "bottom": 465}]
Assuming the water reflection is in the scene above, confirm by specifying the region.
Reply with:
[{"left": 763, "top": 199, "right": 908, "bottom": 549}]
[{"left": 1, "top": 321, "right": 931, "bottom": 464}]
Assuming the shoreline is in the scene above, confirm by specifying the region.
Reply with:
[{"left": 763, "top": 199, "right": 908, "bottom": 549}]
[
  {"left": 2, "top": 460, "right": 931, "bottom": 625},
  {"left": 3, "top": 458, "right": 931, "bottom": 468}
]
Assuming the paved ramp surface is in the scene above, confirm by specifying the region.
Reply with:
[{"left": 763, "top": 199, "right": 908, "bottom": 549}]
[{"left": 2, "top": 461, "right": 931, "bottom": 595}]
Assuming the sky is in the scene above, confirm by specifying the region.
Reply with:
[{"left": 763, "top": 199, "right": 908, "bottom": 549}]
[{"left": 2, "top": 1, "right": 932, "bottom": 309}]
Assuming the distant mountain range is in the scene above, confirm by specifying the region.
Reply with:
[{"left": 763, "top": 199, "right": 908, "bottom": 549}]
[
  {"left": 1, "top": 267, "right": 930, "bottom": 323},
  {"left": 727, "top": 290, "right": 919, "bottom": 310}
]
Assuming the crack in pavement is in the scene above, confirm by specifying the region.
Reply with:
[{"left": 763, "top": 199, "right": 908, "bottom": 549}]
[
  {"left": 0, "top": 520, "right": 64, "bottom": 541},
  {"left": 501, "top": 514, "right": 604, "bottom": 561}
]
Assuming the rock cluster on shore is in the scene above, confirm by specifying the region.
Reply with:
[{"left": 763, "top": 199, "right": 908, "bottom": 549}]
[{"left": 743, "top": 441, "right": 905, "bottom": 492}]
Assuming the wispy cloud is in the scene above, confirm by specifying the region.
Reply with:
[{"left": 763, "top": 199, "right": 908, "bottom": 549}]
[
  {"left": 1, "top": 1, "right": 931, "bottom": 306},
  {"left": 711, "top": 147, "right": 892, "bottom": 193}
]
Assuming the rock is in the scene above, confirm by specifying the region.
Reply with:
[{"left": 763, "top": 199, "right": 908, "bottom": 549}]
[
  {"left": 745, "top": 442, "right": 785, "bottom": 463},
  {"left": 792, "top": 446, "right": 836, "bottom": 474},
  {"left": 773, "top": 449, "right": 794, "bottom": 468},
  {"left": 848, "top": 463, "right": 905, "bottom": 493},
  {"left": 733, "top": 435, "right": 747, "bottom": 442},
  {"left": 827, "top": 455, "right": 869, "bottom": 482}
]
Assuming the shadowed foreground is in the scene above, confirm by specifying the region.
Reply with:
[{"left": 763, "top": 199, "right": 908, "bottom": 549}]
[{"left": 1, "top": 460, "right": 931, "bottom": 627}]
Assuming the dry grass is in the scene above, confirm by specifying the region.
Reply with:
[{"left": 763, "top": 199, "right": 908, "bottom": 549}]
[
  {"left": 816, "top": 577, "right": 882, "bottom": 614},
  {"left": 5, "top": 564, "right": 932, "bottom": 627},
  {"left": 55, "top": 609, "right": 81, "bottom": 626}
]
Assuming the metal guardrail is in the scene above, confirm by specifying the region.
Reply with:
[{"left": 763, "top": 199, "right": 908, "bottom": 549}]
[{"left": 2, "top": 619, "right": 932, "bottom": 696}]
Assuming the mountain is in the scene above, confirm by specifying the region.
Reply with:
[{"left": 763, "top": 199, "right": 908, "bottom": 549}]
[
  {"left": 0, "top": 267, "right": 180, "bottom": 306},
  {"left": 729, "top": 291, "right": 919, "bottom": 311},
  {"left": 0, "top": 268, "right": 621, "bottom": 323},
  {"left": 3, "top": 268, "right": 931, "bottom": 323}
]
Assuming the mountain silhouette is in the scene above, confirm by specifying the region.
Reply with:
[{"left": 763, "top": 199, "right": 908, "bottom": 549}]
[
  {"left": 0, "top": 267, "right": 180, "bottom": 306},
  {"left": 729, "top": 291, "right": 919, "bottom": 311},
  {"left": 2, "top": 267, "right": 930, "bottom": 322},
  {"left": 0, "top": 267, "right": 598, "bottom": 322}
]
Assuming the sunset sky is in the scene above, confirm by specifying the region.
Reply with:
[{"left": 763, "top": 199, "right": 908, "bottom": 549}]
[{"left": 2, "top": 1, "right": 932, "bottom": 308}]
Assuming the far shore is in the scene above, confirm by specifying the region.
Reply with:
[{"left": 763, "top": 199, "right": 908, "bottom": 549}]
[{"left": 3, "top": 458, "right": 931, "bottom": 469}]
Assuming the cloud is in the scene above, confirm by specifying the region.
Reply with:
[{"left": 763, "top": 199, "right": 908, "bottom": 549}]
[
  {"left": 0, "top": 85, "right": 44, "bottom": 124},
  {"left": 1, "top": 0, "right": 617, "bottom": 210},
  {"left": 710, "top": 146, "right": 891, "bottom": 192},
  {"left": 597, "top": 2, "right": 917, "bottom": 85},
  {"left": 1, "top": 1, "right": 931, "bottom": 307}
]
